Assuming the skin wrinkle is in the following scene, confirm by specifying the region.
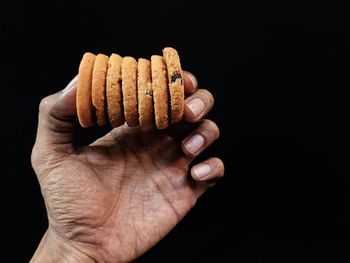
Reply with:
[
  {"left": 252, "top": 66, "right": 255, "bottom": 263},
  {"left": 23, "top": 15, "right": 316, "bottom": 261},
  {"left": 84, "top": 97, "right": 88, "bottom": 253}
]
[
  {"left": 35, "top": 154, "right": 64, "bottom": 178},
  {"left": 43, "top": 112, "right": 75, "bottom": 132},
  {"left": 150, "top": 136, "right": 186, "bottom": 217},
  {"left": 127, "top": 179, "right": 138, "bottom": 212},
  {"left": 52, "top": 138, "right": 75, "bottom": 151},
  {"left": 92, "top": 149, "right": 126, "bottom": 229},
  {"left": 47, "top": 199, "right": 89, "bottom": 241},
  {"left": 127, "top": 140, "right": 182, "bottom": 238},
  {"left": 50, "top": 147, "right": 76, "bottom": 160},
  {"left": 44, "top": 109, "right": 76, "bottom": 126},
  {"left": 123, "top": 174, "right": 139, "bottom": 258},
  {"left": 133, "top": 222, "right": 143, "bottom": 258},
  {"left": 45, "top": 163, "right": 91, "bottom": 237},
  {"left": 160, "top": 141, "right": 197, "bottom": 207},
  {"left": 132, "top": 151, "right": 150, "bottom": 223},
  {"left": 127, "top": 142, "right": 166, "bottom": 238},
  {"left": 48, "top": 100, "right": 77, "bottom": 122},
  {"left": 133, "top": 218, "right": 138, "bottom": 258},
  {"left": 155, "top": 139, "right": 189, "bottom": 187},
  {"left": 161, "top": 162, "right": 194, "bottom": 213},
  {"left": 150, "top": 153, "right": 182, "bottom": 222},
  {"left": 102, "top": 193, "right": 123, "bottom": 261},
  {"left": 79, "top": 156, "right": 123, "bottom": 240},
  {"left": 103, "top": 144, "right": 128, "bottom": 256},
  {"left": 49, "top": 226, "right": 98, "bottom": 263},
  {"left": 82, "top": 153, "right": 102, "bottom": 179},
  {"left": 46, "top": 153, "right": 119, "bottom": 261}
]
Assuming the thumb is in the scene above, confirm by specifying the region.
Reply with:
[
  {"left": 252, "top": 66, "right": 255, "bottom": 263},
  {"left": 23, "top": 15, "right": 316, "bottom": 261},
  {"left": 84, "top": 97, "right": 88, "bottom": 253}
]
[{"left": 34, "top": 76, "right": 78, "bottom": 150}]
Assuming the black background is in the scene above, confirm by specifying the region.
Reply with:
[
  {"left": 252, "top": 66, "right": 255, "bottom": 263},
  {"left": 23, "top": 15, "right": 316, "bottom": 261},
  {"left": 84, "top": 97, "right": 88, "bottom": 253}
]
[{"left": 2, "top": 0, "right": 350, "bottom": 262}]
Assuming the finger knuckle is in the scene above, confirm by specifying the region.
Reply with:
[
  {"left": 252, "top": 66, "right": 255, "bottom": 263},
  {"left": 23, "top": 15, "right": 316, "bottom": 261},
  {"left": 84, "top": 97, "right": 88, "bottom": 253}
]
[
  {"left": 39, "top": 94, "right": 63, "bottom": 121},
  {"left": 200, "top": 89, "right": 214, "bottom": 106},
  {"left": 212, "top": 158, "right": 225, "bottom": 177},
  {"left": 203, "top": 119, "right": 220, "bottom": 139},
  {"left": 217, "top": 161, "right": 225, "bottom": 177},
  {"left": 39, "top": 96, "right": 51, "bottom": 113},
  {"left": 39, "top": 95, "right": 57, "bottom": 115}
]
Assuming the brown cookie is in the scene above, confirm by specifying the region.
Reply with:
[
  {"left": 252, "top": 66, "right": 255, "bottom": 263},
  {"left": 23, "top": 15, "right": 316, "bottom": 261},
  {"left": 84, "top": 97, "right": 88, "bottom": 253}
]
[
  {"left": 106, "top": 53, "right": 124, "bottom": 127},
  {"left": 137, "top": 58, "right": 154, "bottom": 131},
  {"left": 163, "top": 47, "right": 184, "bottom": 123},
  {"left": 77, "top": 52, "right": 96, "bottom": 127},
  {"left": 92, "top": 54, "right": 109, "bottom": 126},
  {"left": 151, "top": 55, "right": 169, "bottom": 129},
  {"left": 122, "top": 56, "right": 139, "bottom": 127}
]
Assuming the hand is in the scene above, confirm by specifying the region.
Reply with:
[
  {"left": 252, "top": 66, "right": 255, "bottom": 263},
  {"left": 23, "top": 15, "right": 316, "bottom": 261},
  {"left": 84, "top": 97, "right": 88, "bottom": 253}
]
[{"left": 30, "top": 72, "right": 224, "bottom": 263}]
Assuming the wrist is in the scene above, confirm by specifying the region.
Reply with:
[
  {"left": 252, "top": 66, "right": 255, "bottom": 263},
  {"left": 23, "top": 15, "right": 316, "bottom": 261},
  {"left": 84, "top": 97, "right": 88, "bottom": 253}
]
[{"left": 30, "top": 227, "right": 95, "bottom": 263}]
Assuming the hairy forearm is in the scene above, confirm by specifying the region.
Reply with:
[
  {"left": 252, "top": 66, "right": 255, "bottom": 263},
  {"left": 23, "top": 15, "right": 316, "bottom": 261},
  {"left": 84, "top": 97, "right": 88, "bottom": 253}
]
[{"left": 30, "top": 228, "right": 95, "bottom": 263}]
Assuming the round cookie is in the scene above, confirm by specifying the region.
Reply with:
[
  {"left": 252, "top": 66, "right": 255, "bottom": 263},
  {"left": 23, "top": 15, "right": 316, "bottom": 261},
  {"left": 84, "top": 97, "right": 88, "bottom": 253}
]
[
  {"left": 106, "top": 53, "right": 124, "bottom": 127},
  {"left": 162, "top": 47, "right": 184, "bottom": 123},
  {"left": 137, "top": 58, "right": 154, "bottom": 131},
  {"left": 77, "top": 52, "right": 96, "bottom": 127},
  {"left": 92, "top": 54, "right": 109, "bottom": 126},
  {"left": 121, "top": 56, "right": 139, "bottom": 127},
  {"left": 151, "top": 55, "right": 169, "bottom": 129}
]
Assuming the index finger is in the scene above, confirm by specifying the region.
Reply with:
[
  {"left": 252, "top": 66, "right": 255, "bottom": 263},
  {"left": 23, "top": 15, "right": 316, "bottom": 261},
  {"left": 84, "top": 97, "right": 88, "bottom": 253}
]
[{"left": 184, "top": 71, "right": 198, "bottom": 95}]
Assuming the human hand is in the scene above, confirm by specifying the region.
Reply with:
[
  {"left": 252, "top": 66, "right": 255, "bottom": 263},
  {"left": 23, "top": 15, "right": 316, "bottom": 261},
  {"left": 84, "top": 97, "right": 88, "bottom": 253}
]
[{"left": 30, "top": 72, "right": 224, "bottom": 262}]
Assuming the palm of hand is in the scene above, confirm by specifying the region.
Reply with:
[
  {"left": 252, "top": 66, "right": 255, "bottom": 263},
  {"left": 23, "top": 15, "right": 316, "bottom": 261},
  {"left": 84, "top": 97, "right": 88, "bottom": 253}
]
[{"left": 37, "top": 126, "right": 198, "bottom": 261}]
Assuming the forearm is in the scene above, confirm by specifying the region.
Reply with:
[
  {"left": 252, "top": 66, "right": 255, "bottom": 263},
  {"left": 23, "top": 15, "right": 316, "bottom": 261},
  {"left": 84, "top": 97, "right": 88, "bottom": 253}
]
[{"left": 30, "top": 228, "right": 95, "bottom": 263}]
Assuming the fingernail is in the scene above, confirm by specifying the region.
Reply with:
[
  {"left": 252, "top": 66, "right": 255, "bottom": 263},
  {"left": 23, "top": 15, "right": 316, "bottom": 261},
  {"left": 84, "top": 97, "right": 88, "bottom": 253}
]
[
  {"left": 184, "top": 134, "right": 205, "bottom": 155},
  {"left": 187, "top": 98, "right": 205, "bottom": 118},
  {"left": 187, "top": 73, "right": 198, "bottom": 89},
  {"left": 62, "top": 76, "right": 78, "bottom": 93},
  {"left": 193, "top": 163, "right": 211, "bottom": 180}
]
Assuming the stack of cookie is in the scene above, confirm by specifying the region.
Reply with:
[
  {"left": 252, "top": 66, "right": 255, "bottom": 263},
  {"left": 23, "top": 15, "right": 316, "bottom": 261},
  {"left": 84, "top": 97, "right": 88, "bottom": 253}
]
[{"left": 76, "top": 47, "right": 184, "bottom": 130}]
